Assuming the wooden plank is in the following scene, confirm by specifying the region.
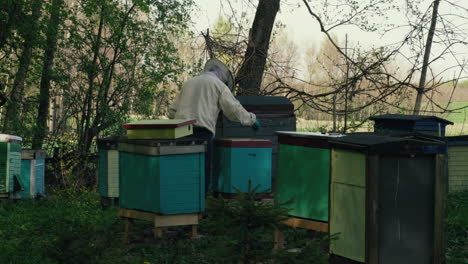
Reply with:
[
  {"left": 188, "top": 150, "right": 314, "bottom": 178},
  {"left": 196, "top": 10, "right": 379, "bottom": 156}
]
[
  {"left": 154, "top": 213, "right": 198, "bottom": 227},
  {"left": 366, "top": 155, "right": 379, "bottom": 264},
  {"left": 119, "top": 208, "right": 155, "bottom": 222},
  {"left": 283, "top": 217, "right": 328, "bottom": 233},
  {"left": 433, "top": 154, "right": 446, "bottom": 264},
  {"left": 0, "top": 193, "right": 8, "bottom": 198}
]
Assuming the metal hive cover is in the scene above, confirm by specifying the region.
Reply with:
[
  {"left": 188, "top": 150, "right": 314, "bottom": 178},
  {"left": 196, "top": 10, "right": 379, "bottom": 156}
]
[
  {"left": 329, "top": 134, "right": 446, "bottom": 155},
  {"left": 369, "top": 114, "right": 453, "bottom": 125}
]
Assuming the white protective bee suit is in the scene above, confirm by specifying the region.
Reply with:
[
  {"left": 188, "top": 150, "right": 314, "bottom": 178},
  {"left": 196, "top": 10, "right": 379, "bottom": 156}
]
[
  {"left": 169, "top": 59, "right": 257, "bottom": 194},
  {"left": 169, "top": 64, "right": 256, "bottom": 133}
]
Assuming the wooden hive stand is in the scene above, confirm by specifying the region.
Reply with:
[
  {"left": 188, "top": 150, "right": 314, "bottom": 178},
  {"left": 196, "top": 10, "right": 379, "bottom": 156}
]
[
  {"left": 274, "top": 216, "right": 329, "bottom": 250},
  {"left": 119, "top": 208, "right": 200, "bottom": 238}
]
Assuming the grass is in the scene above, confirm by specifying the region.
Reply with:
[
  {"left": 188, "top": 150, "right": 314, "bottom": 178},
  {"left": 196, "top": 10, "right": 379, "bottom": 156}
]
[
  {"left": 445, "top": 191, "right": 468, "bottom": 264},
  {"left": 0, "top": 191, "right": 319, "bottom": 264},
  {"left": 0, "top": 191, "right": 466, "bottom": 263}
]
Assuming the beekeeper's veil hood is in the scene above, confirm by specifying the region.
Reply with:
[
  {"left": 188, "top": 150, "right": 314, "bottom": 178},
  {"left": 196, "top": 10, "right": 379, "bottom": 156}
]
[{"left": 203, "top": 58, "right": 234, "bottom": 91}]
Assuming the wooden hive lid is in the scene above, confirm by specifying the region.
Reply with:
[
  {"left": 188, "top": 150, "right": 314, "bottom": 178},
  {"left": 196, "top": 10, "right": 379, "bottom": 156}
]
[
  {"left": 215, "top": 138, "right": 272, "bottom": 148},
  {"left": 0, "top": 134, "right": 22, "bottom": 143},
  {"left": 123, "top": 119, "right": 196, "bottom": 129}
]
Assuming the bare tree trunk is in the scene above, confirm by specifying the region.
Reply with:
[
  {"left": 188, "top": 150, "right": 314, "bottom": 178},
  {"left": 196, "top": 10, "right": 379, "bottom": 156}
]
[
  {"left": 3, "top": 0, "right": 43, "bottom": 134},
  {"left": 413, "top": 0, "right": 440, "bottom": 115},
  {"left": 236, "top": 0, "right": 280, "bottom": 96},
  {"left": 32, "top": 0, "right": 63, "bottom": 149}
]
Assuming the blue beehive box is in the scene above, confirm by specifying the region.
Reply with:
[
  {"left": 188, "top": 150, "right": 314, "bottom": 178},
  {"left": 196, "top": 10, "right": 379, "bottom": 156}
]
[
  {"left": 213, "top": 138, "right": 272, "bottom": 194},
  {"left": 369, "top": 114, "right": 453, "bottom": 136},
  {"left": 117, "top": 136, "right": 206, "bottom": 214},
  {"left": 215, "top": 96, "right": 296, "bottom": 188},
  {"left": 20, "top": 150, "right": 46, "bottom": 198}
]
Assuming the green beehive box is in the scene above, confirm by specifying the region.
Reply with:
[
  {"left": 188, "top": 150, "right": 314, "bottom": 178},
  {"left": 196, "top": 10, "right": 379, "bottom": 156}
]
[
  {"left": 123, "top": 119, "right": 196, "bottom": 139},
  {"left": 20, "top": 149, "right": 46, "bottom": 199},
  {"left": 328, "top": 134, "right": 446, "bottom": 264},
  {"left": 0, "top": 134, "right": 22, "bottom": 197},
  {"left": 117, "top": 136, "right": 206, "bottom": 214},
  {"left": 97, "top": 137, "right": 120, "bottom": 199},
  {"left": 276, "top": 132, "right": 344, "bottom": 225}
]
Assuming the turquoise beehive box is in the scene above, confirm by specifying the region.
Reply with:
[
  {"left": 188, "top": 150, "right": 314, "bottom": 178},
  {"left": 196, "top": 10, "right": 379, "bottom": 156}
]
[
  {"left": 20, "top": 149, "right": 46, "bottom": 198},
  {"left": 117, "top": 137, "right": 206, "bottom": 214},
  {"left": 0, "top": 134, "right": 22, "bottom": 198},
  {"left": 213, "top": 138, "right": 272, "bottom": 194}
]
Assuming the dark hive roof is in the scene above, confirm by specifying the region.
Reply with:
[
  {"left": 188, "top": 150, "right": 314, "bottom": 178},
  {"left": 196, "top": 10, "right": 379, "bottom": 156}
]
[
  {"left": 369, "top": 114, "right": 453, "bottom": 125},
  {"left": 329, "top": 134, "right": 446, "bottom": 155}
]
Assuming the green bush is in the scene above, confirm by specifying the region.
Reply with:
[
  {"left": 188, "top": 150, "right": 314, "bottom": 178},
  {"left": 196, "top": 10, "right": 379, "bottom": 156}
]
[{"left": 445, "top": 191, "right": 468, "bottom": 264}]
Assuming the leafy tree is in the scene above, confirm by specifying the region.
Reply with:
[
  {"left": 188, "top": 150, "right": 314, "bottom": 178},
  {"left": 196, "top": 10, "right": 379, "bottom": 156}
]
[
  {"left": 3, "top": 0, "right": 43, "bottom": 134},
  {"left": 49, "top": 0, "right": 192, "bottom": 183},
  {"left": 32, "top": 0, "right": 65, "bottom": 149}
]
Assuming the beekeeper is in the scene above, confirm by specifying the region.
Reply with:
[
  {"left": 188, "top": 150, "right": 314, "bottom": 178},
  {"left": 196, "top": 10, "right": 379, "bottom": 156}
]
[{"left": 169, "top": 58, "right": 260, "bottom": 192}]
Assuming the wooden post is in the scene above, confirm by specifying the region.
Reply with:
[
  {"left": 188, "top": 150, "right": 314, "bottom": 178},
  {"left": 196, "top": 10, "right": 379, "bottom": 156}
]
[
  {"left": 274, "top": 229, "right": 285, "bottom": 250},
  {"left": 154, "top": 227, "right": 163, "bottom": 238},
  {"left": 124, "top": 218, "right": 133, "bottom": 233},
  {"left": 434, "top": 154, "right": 446, "bottom": 264},
  {"left": 191, "top": 225, "right": 198, "bottom": 238},
  {"left": 366, "top": 155, "right": 380, "bottom": 264}
]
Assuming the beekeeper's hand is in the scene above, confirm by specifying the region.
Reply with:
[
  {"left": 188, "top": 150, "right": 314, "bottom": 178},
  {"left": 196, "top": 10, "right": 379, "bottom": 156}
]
[{"left": 252, "top": 120, "right": 261, "bottom": 130}]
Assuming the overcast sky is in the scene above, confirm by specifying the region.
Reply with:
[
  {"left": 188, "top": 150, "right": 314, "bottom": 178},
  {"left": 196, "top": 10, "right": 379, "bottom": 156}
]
[{"left": 191, "top": 0, "right": 468, "bottom": 80}]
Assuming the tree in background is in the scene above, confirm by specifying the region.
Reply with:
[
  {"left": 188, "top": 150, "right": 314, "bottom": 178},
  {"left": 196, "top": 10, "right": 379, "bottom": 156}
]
[
  {"left": 32, "top": 0, "right": 65, "bottom": 149},
  {"left": 236, "top": 0, "right": 281, "bottom": 96},
  {"left": 49, "top": 0, "right": 192, "bottom": 183},
  {"left": 2, "top": 0, "right": 43, "bottom": 134},
  {"left": 0, "top": 0, "right": 194, "bottom": 188},
  {"left": 299, "top": 0, "right": 468, "bottom": 118}
]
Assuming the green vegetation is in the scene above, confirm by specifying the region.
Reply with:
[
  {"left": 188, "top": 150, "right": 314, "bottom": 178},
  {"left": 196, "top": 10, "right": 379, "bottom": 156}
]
[
  {"left": 0, "top": 191, "right": 465, "bottom": 264},
  {"left": 445, "top": 102, "right": 468, "bottom": 124},
  {"left": 445, "top": 191, "right": 468, "bottom": 264},
  {"left": 457, "top": 80, "right": 468, "bottom": 89}
]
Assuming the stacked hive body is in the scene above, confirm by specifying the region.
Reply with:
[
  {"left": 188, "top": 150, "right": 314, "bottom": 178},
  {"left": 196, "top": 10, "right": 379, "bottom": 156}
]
[
  {"left": 328, "top": 134, "right": 446, "bottom": 264},
  {"left": 215, "top": 96, "right": 296, "bottom": 186},
  {"left": 369, "top": 114, "right": 453, "bottom": 136},
  {"left": 447, "top": 135, "right": 468, "bottom": 192},
  {"left": 213, "top": 138, "right": 272, "bottom": 194},
  {"left": 0, "top": 134, "right": 22, "bottom": 198},
  {"left": 117, "top": 136, "right": 206, "bottom": 214},
  {"left": 97, "top": 137, "right": 120, "bottom": 201},
  {"left": 276, "top": 132, "right": 343, "bottom": 229},
  {"left": 20, "top": 150, "right": 46, "bottom": 198}
]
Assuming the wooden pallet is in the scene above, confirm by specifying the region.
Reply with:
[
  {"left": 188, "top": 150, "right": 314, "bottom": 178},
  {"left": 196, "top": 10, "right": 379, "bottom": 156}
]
[
  {"left": 274, "top": 216, "right": 329, "bottom": 250},
  {"left": 119, "top": 208, "right": 200, "bottom": 238}
]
